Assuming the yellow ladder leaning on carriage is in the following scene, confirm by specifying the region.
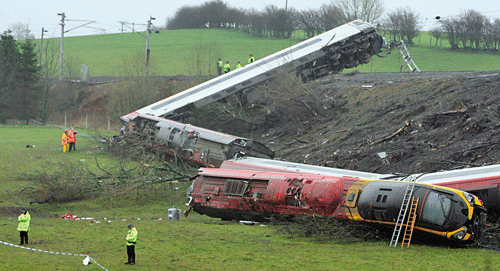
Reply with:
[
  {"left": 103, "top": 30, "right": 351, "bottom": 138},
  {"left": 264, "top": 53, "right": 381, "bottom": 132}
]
[{"left": 402, "top": 197, "right": 419, "bottom": 247}]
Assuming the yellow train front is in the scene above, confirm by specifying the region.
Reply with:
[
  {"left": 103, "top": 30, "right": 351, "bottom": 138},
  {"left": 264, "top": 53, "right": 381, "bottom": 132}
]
[{"left": 339, "top": 179, "right": 486, "bottom": 242}]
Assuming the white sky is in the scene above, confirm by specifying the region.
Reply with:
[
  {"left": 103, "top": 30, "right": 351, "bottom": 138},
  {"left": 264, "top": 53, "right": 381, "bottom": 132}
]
[{"left": 1, "top": 0, "right": 499, "bottom": 38}]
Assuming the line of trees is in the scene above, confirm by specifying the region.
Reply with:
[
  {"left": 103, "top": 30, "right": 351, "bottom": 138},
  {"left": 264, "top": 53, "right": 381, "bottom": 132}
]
[
  {"left": 0, "top": 30, "right": 41, "bottom": 124},
  {"left": 438, "top": 10, "right": 500, "bottom": 51},
  {"left": 166, "top": 0, "right": 384, "bottom": 38},
  {"left": 168, "top": 1, "right": 500, "bottom": 52}
]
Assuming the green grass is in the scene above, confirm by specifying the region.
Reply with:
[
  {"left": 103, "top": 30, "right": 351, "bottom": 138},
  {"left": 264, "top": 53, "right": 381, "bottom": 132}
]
[
  {"left": 0, "top": 125, "right": 112, "bottom": 186},
  {"left": 1, "top": 216, "right": 498, "bottom": 270},
  {"left": 39, "top": 29, "right": 500, "bottom": 77},
  {"left": 42, "top": 29, "right": 301, "bottom": 76},
  {"left": 345, "top": 32, "right": 500, "bottom": 73},
  {"left": 1, "top": 126, "right": 499, "bottom": 270}
]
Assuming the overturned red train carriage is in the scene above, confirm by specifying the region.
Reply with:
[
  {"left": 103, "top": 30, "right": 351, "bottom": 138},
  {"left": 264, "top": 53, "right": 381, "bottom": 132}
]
[{"left": 185, "top": 167, "right": 486, "bottom": 242}]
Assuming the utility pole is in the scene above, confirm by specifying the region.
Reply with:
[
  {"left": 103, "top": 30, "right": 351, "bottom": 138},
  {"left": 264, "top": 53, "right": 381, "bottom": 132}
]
[
  {"left": 58, "top": 12, "right": 65, "bottom": 81},
  {"left": 145, "top": 16, "right": 155, "bottom": 77},
  {"left": 119, "top": 21, "right": 127, "bottom": 33},
  {"left": 56, "top": 13, "right": 95, "bottom": 81},
  {"left": 39, "top": 27, "right": 48, "bottom": 67},
  {"left": 284, "top": 0, "right": 288, "bottom": 38}
]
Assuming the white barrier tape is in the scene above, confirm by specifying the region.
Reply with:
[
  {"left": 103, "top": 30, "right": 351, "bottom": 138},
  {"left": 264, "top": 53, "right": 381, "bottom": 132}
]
[
  {"left": 88, "top": 256, "right": 109, "bottom": 271},
  {"left": 0, "top": 240, "right": 109, "bottom": 270}
]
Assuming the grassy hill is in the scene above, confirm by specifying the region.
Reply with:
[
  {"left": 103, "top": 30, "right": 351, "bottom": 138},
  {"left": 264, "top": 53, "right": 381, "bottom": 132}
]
[
  {"left": 42, "top": 29, "right": 302, "bottom": 77},
  {"left": 40, "top": 29, "right": 500, "bottom": 77}
]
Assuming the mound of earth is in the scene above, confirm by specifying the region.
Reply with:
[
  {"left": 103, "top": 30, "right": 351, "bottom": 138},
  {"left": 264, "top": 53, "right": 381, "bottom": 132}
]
[{"left": 193, "top": 70, "right": 500, "bottom": 176}]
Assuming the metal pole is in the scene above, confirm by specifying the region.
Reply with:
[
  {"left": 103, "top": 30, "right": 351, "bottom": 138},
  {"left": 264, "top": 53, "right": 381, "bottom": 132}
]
[
  {"left": 145, "top": 22, "right": 150, "bottom": 76},
  {"left": 58, "top": 12, "right": 65, "bottom": 81},
  {"left": 145, "top": 16, "right": 155, "bottom": 77},
  {"left": 39, "top": 27, "right": 47, "bottom": 67}
]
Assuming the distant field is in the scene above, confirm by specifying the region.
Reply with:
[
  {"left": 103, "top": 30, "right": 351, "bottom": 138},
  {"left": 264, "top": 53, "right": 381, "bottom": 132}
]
[
  {"left": 41, "top": 29, "right": 300, "bottom": 77},
  {"left": 39, "top": 29, "right": 500, "bottom": 77}
]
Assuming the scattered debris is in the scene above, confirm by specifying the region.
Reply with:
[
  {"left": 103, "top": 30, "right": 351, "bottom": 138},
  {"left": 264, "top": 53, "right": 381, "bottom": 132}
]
[
  {"left": 240, "top": 220, "right": 259, "bottom": 225},
  {"left": 61, "top": 214, "right": 79, "bottom": 219}
]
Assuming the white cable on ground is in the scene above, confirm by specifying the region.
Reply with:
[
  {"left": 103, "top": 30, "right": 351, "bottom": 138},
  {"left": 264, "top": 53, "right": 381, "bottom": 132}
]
[{"left": 0, "top": 240, "right": 109, "bottom": 270}]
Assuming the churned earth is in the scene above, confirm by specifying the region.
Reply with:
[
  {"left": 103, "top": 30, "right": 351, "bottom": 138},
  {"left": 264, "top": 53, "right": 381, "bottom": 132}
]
[{"left": 197, "top": 70, "right": 500, "bottom": 176}]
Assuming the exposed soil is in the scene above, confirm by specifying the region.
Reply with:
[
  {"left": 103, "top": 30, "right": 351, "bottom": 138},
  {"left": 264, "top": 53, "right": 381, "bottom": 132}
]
[{"left": 196, "top": 70, "right": 500, "bottom": 176}]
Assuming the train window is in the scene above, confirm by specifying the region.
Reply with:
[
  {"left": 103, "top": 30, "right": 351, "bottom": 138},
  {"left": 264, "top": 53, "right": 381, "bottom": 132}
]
[
  {"left": 421, "top": 192, "right": 452, "bottom": 226},
  {"left": 346, "top": 189, "right": 360, "bottom": 208},
  {"left": 223, "top": 179, "right": 249, "bottom": 196},
  {"left": 348, "top": 193, "right": 356, "bottom": 201},
  {"left": 376, "top": 195, "right": 388, "bottom": 203}
]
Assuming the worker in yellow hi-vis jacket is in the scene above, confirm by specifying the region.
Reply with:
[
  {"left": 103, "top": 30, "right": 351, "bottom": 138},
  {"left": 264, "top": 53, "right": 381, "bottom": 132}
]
[
  {"left": 17, "top": 208, "right": 31, "bottom": 245},
  {"left": 125, "top": 224, "right": 138, "bottom": 265},
  {"left": 223, "top": 61, "right": 231, "bottom": 73}
]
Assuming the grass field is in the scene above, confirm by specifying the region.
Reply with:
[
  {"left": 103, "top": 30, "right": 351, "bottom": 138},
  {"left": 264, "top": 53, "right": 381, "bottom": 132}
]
[
  {"left": 1, "top": 126, "right": 499, "bottom": 270},
  {"left": 39, "top": 28, "right": 500, "bottom": 77},
  {"left": 42, "top": 29, "right": 301, "bottom": 77}
]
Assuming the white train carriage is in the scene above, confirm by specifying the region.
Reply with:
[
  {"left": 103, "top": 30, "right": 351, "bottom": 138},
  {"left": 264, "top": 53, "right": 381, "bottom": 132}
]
[{"left": 122, "top": 19, "right": 382, "bottom": 120}]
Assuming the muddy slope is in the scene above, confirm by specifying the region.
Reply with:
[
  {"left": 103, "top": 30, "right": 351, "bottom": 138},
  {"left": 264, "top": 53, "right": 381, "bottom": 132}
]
[{"left": 196, "top": 70, "right": 500, "bottom": 175}]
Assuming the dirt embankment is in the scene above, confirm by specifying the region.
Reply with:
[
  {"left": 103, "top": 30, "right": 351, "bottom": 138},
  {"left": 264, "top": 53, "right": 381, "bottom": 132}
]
[{"left": 200, "top": 70, "right": 500, "bottom": 176}]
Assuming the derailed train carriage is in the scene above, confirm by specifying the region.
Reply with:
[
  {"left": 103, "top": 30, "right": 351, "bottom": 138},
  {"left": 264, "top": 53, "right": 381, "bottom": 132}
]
[
  {"left": 185, "top": 167, "right": 486, "bottom": 243},
  {"left": 118, "top": 20, "right": 383, "bottom": 164},
  {"left": 221, "top": 157, "right": 500, "bottom": 215},
  {"left": 120, "top": 112, "right": 274, "bottom": 167}
]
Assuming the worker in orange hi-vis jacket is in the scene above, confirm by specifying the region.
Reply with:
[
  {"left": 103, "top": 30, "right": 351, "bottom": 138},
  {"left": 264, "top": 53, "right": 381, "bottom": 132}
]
[
  {"left": 68, "top": 127, "right": 77, "bottom": 152},
  {"left": 62, "top": 130, "right": 69, "bottom": 153}
]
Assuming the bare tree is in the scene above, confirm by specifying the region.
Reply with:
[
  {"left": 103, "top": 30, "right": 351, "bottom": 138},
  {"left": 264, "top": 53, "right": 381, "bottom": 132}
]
[
  {"left": 319, "top": 3, "right": 345, "bottom": 31},
  {"left": 483, "top": 20, "right": 495, "bottom": 51},
  {"left": 246, "top": 8, "right": 266, "bottom": 37},
  {"left": 462, "top": 10, "right": 487, "bottom": 49},
  {"left": 440, "top": 17, "right": 459, "bottom": 50},
  {"left": 336, "top": 0, "right": 384, "bottom": 23},
  {"left": 9, "top": 23, "right": 33, "bottom": 40},
  {"left": 263, "top": 5, "right": 294, "bottom": 38},
  {"left": 430, "top": 26, "right": 443, "bottom": 46},
  {"left": 383, "top": 9, "right": 402, "bottom": 41},
  {"left": 492, "top": 19, "right": 500, "bottom": 51},
  {"left": 166, "top": 0, "right": 246, "bottom": 30},
  {"left": 297, "top": 9, "right": 322, "bottom": 38},
  {"left": 383, "top": 7, "right": 421, "bottom": 44},
  {"left": 439, "top": 9, "right": 491, "bottom": 50}
]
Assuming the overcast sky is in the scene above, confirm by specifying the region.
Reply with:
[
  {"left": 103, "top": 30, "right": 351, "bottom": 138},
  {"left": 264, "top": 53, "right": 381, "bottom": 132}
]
[{"left": 1, "top": 0, "right": 499, "bottom": 38}]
